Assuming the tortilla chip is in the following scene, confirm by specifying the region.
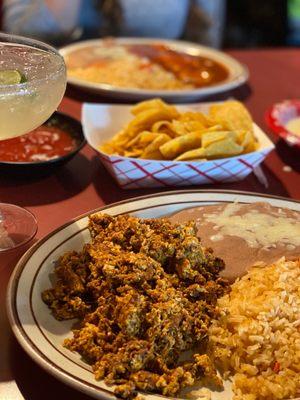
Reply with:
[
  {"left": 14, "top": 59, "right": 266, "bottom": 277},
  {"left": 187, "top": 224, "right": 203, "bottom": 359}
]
[
  {"left": 176, "top": 147, "right": 206, "bottom": 161},
  {"left": 201, "top": 131, "right": 238, "bottom": 148},
  {"left": 159, "top": 131, "right": 203, "bottom": 160},
  {"left": 209, "top": 101, "right": 253, "bottom": 133},
  {"left": 204, "top": 138, "right": 244, "bottom": 158},
  {"left": 140, "top": 133, "right": 171, "bottom": 160},
  {"left": 131, "top": 98, "right": 178, "bottom": 116}
]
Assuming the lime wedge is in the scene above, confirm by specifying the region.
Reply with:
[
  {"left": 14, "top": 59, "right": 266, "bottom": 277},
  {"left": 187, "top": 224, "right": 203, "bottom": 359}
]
[{"left": 0, "top": 70, "right": 26, "bottom": 85}]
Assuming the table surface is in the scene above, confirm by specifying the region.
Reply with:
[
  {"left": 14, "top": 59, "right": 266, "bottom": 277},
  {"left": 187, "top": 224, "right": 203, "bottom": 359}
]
[{"left": 1, "top": 48, "right": 300, "bottom": 400}]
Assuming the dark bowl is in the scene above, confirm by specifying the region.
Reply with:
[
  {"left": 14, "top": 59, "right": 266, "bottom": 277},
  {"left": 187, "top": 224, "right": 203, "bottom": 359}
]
[{"left": 0, "top": 112, "right": 86, "bottom": 177}]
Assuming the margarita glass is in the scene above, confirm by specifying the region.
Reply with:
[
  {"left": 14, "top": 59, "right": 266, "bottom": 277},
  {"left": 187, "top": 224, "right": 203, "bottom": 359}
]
[
  {"left": 0, "top": 32, "right": 66, "bottom": 251},
  {"left": 0, "top": 32, "right": 66, "bottom": 139}
]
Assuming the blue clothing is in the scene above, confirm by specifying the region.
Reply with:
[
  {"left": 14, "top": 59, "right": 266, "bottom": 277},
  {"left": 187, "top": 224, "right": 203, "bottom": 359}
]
[
  {"left": 77, "top": 0, "right": 189, "bottom": 39},
  {"left": 3, "top": 0, "right": 225, "bottom": 46},
  {"left": 3, "top": 0, "right": 190, "bottom": 40},
  {"left": 78, "top": 0, "right": 102, "bottom": 38},
  {"left": 118, "top": 0, "right": 189, "bottom": 39},
  {"left": 3, "top": 0, "right": 63, "bottom": 36}
]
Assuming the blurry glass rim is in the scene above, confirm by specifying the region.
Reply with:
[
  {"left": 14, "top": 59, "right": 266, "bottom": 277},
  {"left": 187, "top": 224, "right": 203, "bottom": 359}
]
[
  {"left": 0, "top": 202, "right": 38, "bottom": 253},
  {"left": 0, "top": 31, "right": 66, "bottom": 93}
]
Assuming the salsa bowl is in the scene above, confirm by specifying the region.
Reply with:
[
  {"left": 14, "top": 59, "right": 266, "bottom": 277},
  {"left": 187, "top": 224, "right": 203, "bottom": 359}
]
[{"left": 0, "top": 112, "right": 86, "bottom": 176}]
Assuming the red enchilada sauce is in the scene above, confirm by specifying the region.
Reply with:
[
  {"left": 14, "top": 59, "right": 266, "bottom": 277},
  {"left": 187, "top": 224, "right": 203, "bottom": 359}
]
[
  {"left": 128, "top": 44, "right": 229, "bottom": 87},
  {"left": 0, "top": 126, "right": 76, "bottom": 162}
]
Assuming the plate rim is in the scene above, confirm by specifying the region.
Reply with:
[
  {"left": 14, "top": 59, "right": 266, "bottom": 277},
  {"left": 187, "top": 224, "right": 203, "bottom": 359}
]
[
  {"left": 7, "top": 189, "right": 300, "bottom": 399},
  {"left": 60, "top": 37, "right": 249, "bottom": 97}
]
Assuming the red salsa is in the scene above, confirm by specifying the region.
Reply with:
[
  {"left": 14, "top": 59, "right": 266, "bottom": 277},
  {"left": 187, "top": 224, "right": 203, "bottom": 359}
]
[{"left": 0, "top": 125, "right": 77, "bottom": 162}]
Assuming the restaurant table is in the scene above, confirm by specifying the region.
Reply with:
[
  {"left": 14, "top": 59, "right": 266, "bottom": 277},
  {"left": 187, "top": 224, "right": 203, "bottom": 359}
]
[{"left": 1, "top": 48, "right": 300, "bottom": 400}]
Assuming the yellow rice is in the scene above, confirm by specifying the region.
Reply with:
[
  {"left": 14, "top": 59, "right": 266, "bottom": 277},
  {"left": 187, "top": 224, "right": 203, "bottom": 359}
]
[
  {"left": 209, "top": 258, "right": 300, "bottom": 400},
  {"left": 68, "top": 55, "right": 193, "bottom": 90}
]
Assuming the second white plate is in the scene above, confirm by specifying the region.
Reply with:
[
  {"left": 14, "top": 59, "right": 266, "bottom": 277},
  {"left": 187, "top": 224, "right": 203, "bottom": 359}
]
[{"left": 60, "top": 38, "right": 248, "bottom": 101}]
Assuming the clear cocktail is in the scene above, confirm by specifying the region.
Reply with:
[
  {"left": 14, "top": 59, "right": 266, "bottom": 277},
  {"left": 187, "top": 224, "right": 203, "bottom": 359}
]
[
  {"left": 0, "top": 32, "right": 66, "bottom": 250},
  {"left": 0, "top": 33, "right": 66, "bottom": 140}
]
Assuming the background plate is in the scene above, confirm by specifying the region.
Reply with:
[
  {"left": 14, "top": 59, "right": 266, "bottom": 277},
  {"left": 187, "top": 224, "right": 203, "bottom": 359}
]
[
  {"left": 60, "top": 38, "right": 248, "bottom": 102},
  {"left": 7, "top": 190, "right": 300, "bottom": 400}
]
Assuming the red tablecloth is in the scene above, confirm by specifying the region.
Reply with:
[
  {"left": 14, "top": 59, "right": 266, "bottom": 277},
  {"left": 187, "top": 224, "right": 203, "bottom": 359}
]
[{"left": 1, "top": 48, "right": 300, "bottom": 399}]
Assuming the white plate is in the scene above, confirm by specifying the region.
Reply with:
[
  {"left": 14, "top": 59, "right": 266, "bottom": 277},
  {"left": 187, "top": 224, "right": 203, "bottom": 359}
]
[
  {"left": 82, "top": 102, "right": 275, "bottom": 188},
  {"left": 7, "top": 190, "right": 300, "bottom": 400},
  {"left": 60, "top": 38, "right": 248, "bottom": 101}
]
